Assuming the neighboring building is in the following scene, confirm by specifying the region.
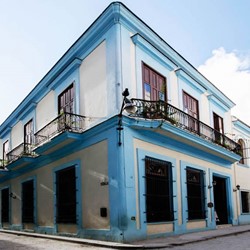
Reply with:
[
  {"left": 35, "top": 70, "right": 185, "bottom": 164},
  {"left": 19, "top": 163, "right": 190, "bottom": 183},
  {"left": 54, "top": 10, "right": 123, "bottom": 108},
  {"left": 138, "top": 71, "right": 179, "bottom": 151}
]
[
  {"left": 232, "top": 117, "right": 250, "bottom": 225},
  {"left": 0, "top": 2, "right": 244, "bottom": 243}
]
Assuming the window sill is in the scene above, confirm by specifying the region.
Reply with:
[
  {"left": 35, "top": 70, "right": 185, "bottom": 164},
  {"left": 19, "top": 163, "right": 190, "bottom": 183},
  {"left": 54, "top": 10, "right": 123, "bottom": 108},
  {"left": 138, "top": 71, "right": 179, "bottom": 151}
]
[
  {"left": 147, "top": 221, "right": 174, "bottom": 225},
  {"left": 237, "top": 162, "right": 250, "bottom": 168},
  {"left": 187, "top": 218, "right": 207, "bottom": 222}
]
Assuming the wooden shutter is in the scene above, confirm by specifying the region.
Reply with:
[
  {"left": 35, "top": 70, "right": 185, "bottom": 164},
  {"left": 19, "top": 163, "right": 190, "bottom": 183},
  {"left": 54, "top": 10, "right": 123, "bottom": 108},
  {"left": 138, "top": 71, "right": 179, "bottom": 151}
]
[{"left": 142, "top": 63, "right": 166, "bottom": 101}]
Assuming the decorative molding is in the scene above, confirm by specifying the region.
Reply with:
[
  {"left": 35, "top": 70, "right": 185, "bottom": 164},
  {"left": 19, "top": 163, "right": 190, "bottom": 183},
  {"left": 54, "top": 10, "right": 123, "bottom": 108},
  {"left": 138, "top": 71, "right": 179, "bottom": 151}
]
[
  {"left": 233, "top": 119, "right": 250, "bottom": 134},
  {"left": 175, "top": 69, "right": 206, "bottom": 94},
  {"left": 0, "top": 126, "right": 11, "bottom": 138},
  {"left": 208, "top": 94, "right": 230, "bottom": 112},
  {"left": 17, "top": 102, "right": 37, "bottom": 121},
  {"left": 131, "top": 34, "right": 176, "bottom": 71},
  {"left": 46, "top": 58, "right": 82, "bottom": 90}
]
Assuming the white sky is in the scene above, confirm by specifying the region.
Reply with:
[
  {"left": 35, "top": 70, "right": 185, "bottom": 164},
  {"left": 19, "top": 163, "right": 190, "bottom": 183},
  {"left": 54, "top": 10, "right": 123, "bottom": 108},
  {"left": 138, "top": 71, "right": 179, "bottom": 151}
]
[
  {"left": 198, "top": 48, "right": 250, "bottom": 124},
  {"left": 0, "top": 0, "right": 250, "bottom": 125}
]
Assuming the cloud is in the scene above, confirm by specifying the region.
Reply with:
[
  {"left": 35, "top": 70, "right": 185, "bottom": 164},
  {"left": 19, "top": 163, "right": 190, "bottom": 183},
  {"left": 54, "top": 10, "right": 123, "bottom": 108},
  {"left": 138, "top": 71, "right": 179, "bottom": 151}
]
[{"left": 198, "top": 47, "right": 250, "bottom": 125}]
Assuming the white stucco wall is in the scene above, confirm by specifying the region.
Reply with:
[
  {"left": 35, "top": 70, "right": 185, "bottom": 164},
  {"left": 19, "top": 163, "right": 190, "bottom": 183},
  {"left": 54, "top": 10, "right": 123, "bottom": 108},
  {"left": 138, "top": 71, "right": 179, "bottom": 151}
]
[
  {"left": 168, "top": 71, "right": 179, "bottom": 108},
  {"left": 200, "top": 92, "right": 210, "bottom": 125},
  {"left": 81, "top": 140, "right": 110, "bottom": 229},
  {"left": 11, "top": 121, "right": 23, "bottom": 149},
  {"left": 236, "top": 166, "right": 250, "bottom": 190},
  {"left": 36, "top": 91, "right": 56, "bottom": 131},
  {"left": 79, "top": 41, "right": 107, "bottom": 119},
  {"left": 0, "top": 140, "right": 110, "bottom": 230}
]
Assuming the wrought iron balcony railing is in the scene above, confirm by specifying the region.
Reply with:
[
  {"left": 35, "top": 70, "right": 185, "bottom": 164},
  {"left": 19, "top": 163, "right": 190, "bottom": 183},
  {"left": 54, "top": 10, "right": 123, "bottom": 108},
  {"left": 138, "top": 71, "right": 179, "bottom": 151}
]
[
  {"left": 35, "top": 112, "right": 86, "bottom": 147},
  {"left": 0, "top": 159, "right": 7, "bottom": 169},
  {"left": 6, "top": 143, "right": 35, "bottom": 164},
  {"left": 130, "top": 99, "right": 240, "bottom": 155}
]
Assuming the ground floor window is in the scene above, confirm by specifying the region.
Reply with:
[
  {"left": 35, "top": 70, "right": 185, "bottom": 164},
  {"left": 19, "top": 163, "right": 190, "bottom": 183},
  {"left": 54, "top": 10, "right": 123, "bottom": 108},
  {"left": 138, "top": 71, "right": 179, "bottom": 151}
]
[
  {"left": 22, "top": 180, "right": 34, "bottom": 223},
  {"left": 186, "top": 167, "right": 206, "bottom": 220},
  {"left": 56, "top": 166, "right": 77, "bottom": 223},
  {"left": 1, "top": 188, "right": 9, "bottom": 223},
  {"left": 145, "top": 156, "right": 173, "bottom": 223},
  {"left": 241, "top": 191, "right": 250, "bottom": 213}
]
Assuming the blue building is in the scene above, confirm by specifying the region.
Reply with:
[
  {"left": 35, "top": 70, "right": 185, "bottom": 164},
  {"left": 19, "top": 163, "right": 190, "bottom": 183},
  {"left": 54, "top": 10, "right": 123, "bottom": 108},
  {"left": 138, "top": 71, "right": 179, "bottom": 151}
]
[{"left": 0, "top": 2, "right": 244, "bottom": 243}]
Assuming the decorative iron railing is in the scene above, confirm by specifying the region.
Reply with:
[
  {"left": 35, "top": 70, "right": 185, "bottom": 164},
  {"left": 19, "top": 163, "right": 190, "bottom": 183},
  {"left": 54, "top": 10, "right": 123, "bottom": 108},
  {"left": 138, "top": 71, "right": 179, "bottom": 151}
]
[
  {"left": 130, "top": 99, "right": 240, "bottom": 155},
  {"left": 35, "top": 112, "right": 86, "bottom": 147},
  {"left": 0, "top": 159, "right": 7, "bottom": 168},
  {"left": 6, "top": 143, "right": 35, "bottom": 163}
]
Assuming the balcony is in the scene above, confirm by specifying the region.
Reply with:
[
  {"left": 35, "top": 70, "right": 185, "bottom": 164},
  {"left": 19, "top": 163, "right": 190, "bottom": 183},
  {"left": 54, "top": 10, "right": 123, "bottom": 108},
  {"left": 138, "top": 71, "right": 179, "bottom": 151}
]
[
  {"left": 7, "top": 143, "right": 35, "bottom": 163},
  {"left": 0, "top": 159, "right": 8, "bottom": 174},
  {"left": 130, "top": 99, "right": 240, "bottom": 155},
  {"left": 34, "top": 112, "right": 86, "bottom": 155},
  {"left": 0, "top": 159, "right": 7, "bottom": 169},
  {"left": 2, "top": 142, "right": 37, "bottom": 169}
]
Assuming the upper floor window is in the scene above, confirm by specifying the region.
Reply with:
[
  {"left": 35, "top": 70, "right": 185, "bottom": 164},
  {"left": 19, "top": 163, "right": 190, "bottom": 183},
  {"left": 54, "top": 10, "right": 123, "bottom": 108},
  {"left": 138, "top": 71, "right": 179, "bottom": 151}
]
[
  {"left": 3, "top": 140, "right": 9, "bottom": 163},
  {"left": 183, "top": 92, "right": 199, "bottom": 119},
  {"left": 142, "top": 63, "right": 166, "bottom": 101},
  {"left": 24, "top": 119, "right": 34, "bottom": 145},
  {"left": 58, "top": 84, "right": 74, "bottom": 114},
  {"left": 238, "top": 139, "right": 245, "bottom": 165},
  {"left": 213, "top": 113, "right": 224, "bottom": 143},
  {"left": 213, "top": 113, "right": 224, "bottom": 134},
  {"left": 183, "top": 92, "right": 199, "bottom": 132}
]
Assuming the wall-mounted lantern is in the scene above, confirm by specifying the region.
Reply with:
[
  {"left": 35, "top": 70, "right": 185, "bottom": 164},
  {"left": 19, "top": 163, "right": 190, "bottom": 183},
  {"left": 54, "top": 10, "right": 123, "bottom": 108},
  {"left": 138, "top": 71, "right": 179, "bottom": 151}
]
[
  {"left": 233, "top": 185, "right": 241, "bottom": 192},
  {"left": 208, "top": 180, "right": 217, "bottom": 189},
  {"left": 9, "top": 192, "right": 16, "bottom": 199},
  {"left": 117, "top": 88, "right": 137, "bottom": 146}
]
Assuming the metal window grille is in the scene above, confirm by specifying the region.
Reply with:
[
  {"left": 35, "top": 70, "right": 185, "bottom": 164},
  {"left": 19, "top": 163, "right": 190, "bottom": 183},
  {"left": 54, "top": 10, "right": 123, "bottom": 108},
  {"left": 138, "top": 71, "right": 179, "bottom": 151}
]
[
  {"left": 1, "top": 188, "right": 9, "bottom": 223},
  {"left": 56, "top": 166, "right": 77, "bottom": 223},
  {"left": 144, "top": 156, "right": 174, "bottom": 223},
  {"left": 241, "top": 191, "right": 250, "bottom": 213},
  {"left": 22, "top": 180, "right": 34, "bottom": 223},
  {"left": 186, "top": 168, "right": 206, "bottom": 220}
]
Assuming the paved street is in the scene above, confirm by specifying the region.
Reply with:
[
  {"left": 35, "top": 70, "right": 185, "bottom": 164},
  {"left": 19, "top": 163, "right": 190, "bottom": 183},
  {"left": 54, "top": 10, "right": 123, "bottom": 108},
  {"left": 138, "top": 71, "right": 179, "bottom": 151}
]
[
  {"left": 0, "top": 233, "right": 111, "bottom": 250},
  {"left": 169, "top": 231, "right": 250, "bottom": 250},
  {"left": 2, "top": 227, "right": 250, "bottom": 250}
]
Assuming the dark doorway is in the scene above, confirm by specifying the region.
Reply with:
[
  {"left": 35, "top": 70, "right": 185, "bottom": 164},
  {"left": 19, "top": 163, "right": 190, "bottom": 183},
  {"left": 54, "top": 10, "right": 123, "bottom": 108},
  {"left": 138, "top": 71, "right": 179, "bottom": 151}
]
[
  {"left": 22, "top": 180, "right": 34, "bottom": 223},
  {"left": 213, "top": 176, "right": 229, "bottom": 224},
  {"left": 1, "top": 188, "right": 10, "bottom": 223},
  {"left": 56, "top": 166, "right": 77, "bottom": 223}
]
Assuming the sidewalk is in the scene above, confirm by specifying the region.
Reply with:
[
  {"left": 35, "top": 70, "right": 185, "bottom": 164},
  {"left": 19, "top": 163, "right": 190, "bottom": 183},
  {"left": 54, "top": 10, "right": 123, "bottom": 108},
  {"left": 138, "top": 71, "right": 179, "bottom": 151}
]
[
  {"left": 1, "top": 224, "right": 250, "bottom": 249},
  {"left": 134, "top": 224, "right": 250, "bottom": 249}
]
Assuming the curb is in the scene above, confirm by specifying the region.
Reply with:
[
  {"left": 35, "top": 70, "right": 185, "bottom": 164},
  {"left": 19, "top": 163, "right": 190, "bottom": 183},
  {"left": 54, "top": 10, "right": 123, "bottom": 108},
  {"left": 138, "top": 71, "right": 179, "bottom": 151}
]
[
  {"left": 0, "top": 230, "right": 142, "bottom": 249},
  {"left": 139, "top": 228, "right": 250, "bottom": 249}
]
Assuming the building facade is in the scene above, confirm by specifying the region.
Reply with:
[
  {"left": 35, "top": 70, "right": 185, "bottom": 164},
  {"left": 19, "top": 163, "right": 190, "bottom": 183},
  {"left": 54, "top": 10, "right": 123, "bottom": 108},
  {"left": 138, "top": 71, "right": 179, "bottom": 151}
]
[
  {"left": 232, "top": 117, "right": 250, "bottom": 225},
  {"left": 0, "top": 2, "right": 246, "bottom": 243}
]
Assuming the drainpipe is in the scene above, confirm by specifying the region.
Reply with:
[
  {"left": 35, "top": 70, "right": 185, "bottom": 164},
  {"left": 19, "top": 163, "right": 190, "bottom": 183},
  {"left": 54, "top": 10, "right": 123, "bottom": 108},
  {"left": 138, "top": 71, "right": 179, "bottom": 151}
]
[
  {"left": 113, "top": 3, "right": 127, "bottom": 242},
  {"left": 114, "top": 4, "right": 123, "bottom": 114},
  {"left": 234, "top": 163, "right": 240, "bottom": 225}
]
